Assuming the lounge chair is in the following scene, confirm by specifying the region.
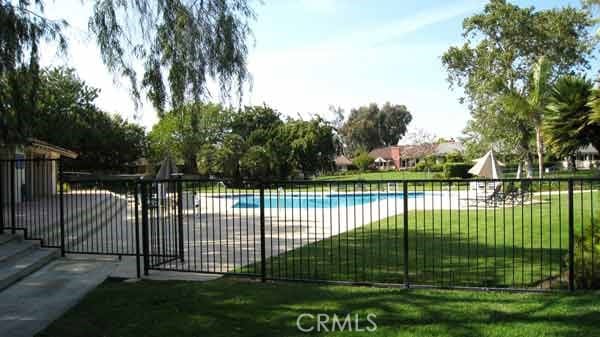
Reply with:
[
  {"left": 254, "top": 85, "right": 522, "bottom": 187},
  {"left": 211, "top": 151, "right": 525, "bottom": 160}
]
[{"left": 466, "top": 181, "right": 504, "bottom": 206}]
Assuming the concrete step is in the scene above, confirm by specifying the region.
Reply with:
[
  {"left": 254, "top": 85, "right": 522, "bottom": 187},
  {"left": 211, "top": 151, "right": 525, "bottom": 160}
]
[
  {"left": 39, "top": 193, "right": 128, "bottom": 250},
  {"left": 0, "top": 258, "right": 117, "bottom": 337},
  {"left": 0, "top": 248, "right": 59, "bottom": 291},
  {"left": 64, "top": 198, "right": 128, "bottom": 250},
  {"left": 0, "top": 240, "right": 38, "bottom": 263}
]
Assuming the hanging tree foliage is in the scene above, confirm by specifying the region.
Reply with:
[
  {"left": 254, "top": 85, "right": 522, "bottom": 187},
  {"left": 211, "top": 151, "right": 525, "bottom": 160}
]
[{"left": 1, "top": 0, "right": 255, "bottom": 145}]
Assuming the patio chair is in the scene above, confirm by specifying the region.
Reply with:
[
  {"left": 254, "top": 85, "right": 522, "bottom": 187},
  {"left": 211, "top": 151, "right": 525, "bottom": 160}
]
[
  {"left": 503, "top": 180, "right": 531, "bottom": 204},
  {"left": 466, "top": 181, "right": 504, "bottom": 206}
]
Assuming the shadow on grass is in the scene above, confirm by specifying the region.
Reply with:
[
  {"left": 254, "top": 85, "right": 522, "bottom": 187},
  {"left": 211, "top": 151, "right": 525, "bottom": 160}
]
[
  {"left": 258, "top": 227, "right": 569, "bottom": 289},
  {"left": 37, "top": 278, "right": 600, "bottom": 337}
]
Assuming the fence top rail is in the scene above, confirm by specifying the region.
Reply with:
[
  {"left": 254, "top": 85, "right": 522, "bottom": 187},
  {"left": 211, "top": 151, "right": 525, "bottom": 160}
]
[
  {"left": 0, "top": 158, "right": 61, "bottom": 162},
  {"left": 62, "top": 176, "right": 600, "bottom": 185}
]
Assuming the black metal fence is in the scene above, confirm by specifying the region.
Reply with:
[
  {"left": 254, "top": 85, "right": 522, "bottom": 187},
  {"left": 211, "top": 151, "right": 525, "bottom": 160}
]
[{"left": 1, "top": 159, "right": 599, "bottom": 291}]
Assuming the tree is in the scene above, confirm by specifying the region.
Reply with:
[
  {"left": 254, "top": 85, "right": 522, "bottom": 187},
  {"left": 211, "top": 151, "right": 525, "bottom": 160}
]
[
  {"left": 340, "top": 102, "right": 412, "bottom": 152},
  {"left": 543, "top": 75, "right": 595, "bottom": 170},
  {"left": 5, "top": 67, "right": 146, "bottom": 170},
  {"left": 442, "top": 0, "right": 594, "bottom": 176},
  {"left": 148, "top": 102, "right": 230, "bottom": 172},
  {"left": 1, "top": 0, "right": 255, "bottom": 145},
  {"left": 499, "top": 56, "right": 552, "bottom": 177},
  {"left": 196, "top": 144, "right": 218, "bottom": 176},
  {"left": 280, "top": 117, "right": 336, "bottom": 174},
  {"left": 378, "top": 103, "right": 412, "bottom": 146},
  {"left": 585, "top": 86, "right": 600, "bottom": 151},
  {"left": 352, "top": 151, "right": 374, "bottom": 172},
  {"left": 328, "top": 105, "right": 345, "bottom": 155},
  {"left": 240, "top": 145, "right": 272, "bottom": 178},
  {"left": 213, "top": 134, "right": 245, "bottom": 179},
  {"left": 230, "top": 105, "right": 282, "bottom": 141}
]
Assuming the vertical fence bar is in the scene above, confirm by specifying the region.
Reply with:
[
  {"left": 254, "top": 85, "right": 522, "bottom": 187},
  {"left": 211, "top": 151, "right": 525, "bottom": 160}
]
[
  {"left": 59, "top": 158, "right": 65, "bottom": 256},
  {"left": 568, "top": 178, "right": 575, "bottom": 292},
  {"left": 10, "top": 160, "right": 16, "bottom": 234},
  {"left": 0, "top": 161, "right": 4, "bottom": 235},
  {"left": 134, "top": 182, "right": 141, "bottom": 278},
  {"left": 403, "top": 181, "right": 410, "bottom": 288},
  {"left": 141, "top": 181, "right": 150, "bottom": 276},
  {"left": 176, "top": 178, "right": 184, "bottom": 262},
  {"left": 260, "top": 183, "right": 266, "bottom": 282}
]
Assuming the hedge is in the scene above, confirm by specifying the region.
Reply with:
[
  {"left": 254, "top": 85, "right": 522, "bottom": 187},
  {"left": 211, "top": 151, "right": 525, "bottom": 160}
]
[{"left": 443, "top": 162, "right": 472, "bottom": 178}]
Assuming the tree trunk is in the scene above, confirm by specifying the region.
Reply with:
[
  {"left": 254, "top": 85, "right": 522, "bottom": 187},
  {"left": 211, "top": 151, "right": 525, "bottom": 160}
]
[
  {"left": 535, "top": 126, "right": 544, "bottom": 178},
  {"left": 569, "top": 154, "right": 577, "bottom": 173},
  {"left": 524, "top": 153, "right": 533, "bottom": 178},
  {"left": 184, "top": 152, "right": 198, "bottom": 174},
  {"left": 516, "top": 162, "right": 522, "bottom": 179}
]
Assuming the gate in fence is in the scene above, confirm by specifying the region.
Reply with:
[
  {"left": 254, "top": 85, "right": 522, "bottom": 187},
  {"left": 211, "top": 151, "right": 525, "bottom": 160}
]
[{"left": 1, "top": 159, "right": 599, "bottom": 291}]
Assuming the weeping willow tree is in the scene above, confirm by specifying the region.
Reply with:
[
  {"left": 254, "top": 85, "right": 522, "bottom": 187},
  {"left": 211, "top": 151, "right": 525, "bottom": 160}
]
[{"left": 1, "top": 0, "right": 255, "bottom": 145}]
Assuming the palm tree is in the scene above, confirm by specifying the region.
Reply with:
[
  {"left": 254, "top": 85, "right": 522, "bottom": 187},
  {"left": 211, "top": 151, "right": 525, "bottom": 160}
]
[
  {"left": 543, "top": 75, "right": 594, "bottom": 170},
  {"left": 501, "top": 56, "right": 552, "bottom": 178},
  {"left": 586, "top": 86, "right": 600, "bottom": 152}
]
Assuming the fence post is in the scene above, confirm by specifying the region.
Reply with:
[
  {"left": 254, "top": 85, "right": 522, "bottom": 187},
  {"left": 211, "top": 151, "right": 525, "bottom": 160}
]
[
  {"left": 176, "top": 177, "right": 184, "bottom": 262},
  {"left": 403, "top": 181, "right": 410, "bottom": 288},
  {"left": 568, "top": 178, "right": 575, "bottom": 292},
  {"left": 134, "top": 182, "right": 141, "bottom": 279},
  {"left": 259, "top": 182, "right": 267, "bottom": 282},
  {"left": 0, "top": 161, "right": 4, "bottom": 235},
  {"left": 59, "top": 158, "right": 65, "bottom": 256},
  {"left": 10, "top": 160, "right": 16, "bottom": 235},
  {"left": 140, "top": 181, "right": 150, "bottom": 276}
]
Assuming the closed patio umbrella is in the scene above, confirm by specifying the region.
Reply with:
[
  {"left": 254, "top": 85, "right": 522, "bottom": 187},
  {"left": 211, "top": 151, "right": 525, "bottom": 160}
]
[
  {"left": 155, "top": 156, "right": 178, "bottom": 201},
  {"left": 468, "top": 150, "right": 504, "bottom": 179},
  {"left": 156, "top": 156, "right": 178, "bottom": 180}
]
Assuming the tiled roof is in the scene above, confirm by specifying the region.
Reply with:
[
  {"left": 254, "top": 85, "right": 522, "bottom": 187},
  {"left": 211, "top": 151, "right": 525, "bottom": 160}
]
[
  {"left": 434, "top": 141, "right": 465, "bottom": 155},
  {"left": 368, "top": 147, "right": 393, "bottom": 160},
  {"left": 334, "top": 155, "right": 353, "bottom": 166},
  {"left": 400, "top": 144, "right": 435, "bottom": 159}
]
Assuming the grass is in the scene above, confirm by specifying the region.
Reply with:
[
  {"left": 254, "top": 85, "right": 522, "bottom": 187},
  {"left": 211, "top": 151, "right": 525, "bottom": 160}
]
[
  {"left": 38, "top": 278, "right": 600, "bottom": 337},
  {"left": 255, "top": 191, "right": 599, "bottom": 288},
  {"left": 317, "top": 169, "right": 599, "bottom": 181}
]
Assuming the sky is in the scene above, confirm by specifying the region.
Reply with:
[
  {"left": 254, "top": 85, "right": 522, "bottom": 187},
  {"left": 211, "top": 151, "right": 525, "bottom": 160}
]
[{"left": 40, "top": 0, "right": 594, "bottom": 139}]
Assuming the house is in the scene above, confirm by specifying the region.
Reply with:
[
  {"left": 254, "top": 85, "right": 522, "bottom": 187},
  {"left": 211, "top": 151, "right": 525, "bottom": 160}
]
[
  {"left": 368, "top": 146, "right": 399, "bottom": 170},
  {"left": 334, "top": 155, "right": 353, "bottom": 171},
  {"left": 561, "top": 144, "right": 599, "bottom": 170},
  {"left": 1, "top": 138, "right": 78, "bottom": 204},
  {"left": 368, "top": 144, "right": 434, "bottom": 170},
  {"left": 432, "top": 139, "right": 465, "bottom": 163},
  {"left": 368, "top": 139, "right": 465, "bottom": 170}
]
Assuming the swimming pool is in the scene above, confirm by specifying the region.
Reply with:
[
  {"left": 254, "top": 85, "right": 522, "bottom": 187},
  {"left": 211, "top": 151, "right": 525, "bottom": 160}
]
[{"left": 232, "top": 192, "right": 425, "bottom": 209}]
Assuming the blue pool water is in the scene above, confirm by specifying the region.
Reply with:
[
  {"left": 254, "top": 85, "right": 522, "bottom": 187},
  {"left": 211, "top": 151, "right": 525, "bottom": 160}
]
[{"left": 232, "top": 192, "right": 425, "bottom": 209}]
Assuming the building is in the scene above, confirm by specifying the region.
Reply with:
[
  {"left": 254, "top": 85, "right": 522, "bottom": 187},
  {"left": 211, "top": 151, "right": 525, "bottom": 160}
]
[
  {"left": 334, "top": 155, "right": 353, "bottom": 171},
  {"left": 368, "top": 144, "right": 434, "bottom": 170},
  {"left": 368, "top": 139, "right": 465, "bottom": 170},
  {"left": 368, "top": 146, "right": 399, "bottom": 170},
  {"left": 1, "top": 138, "right": 78, "bottom": 204},
  {"left": 561, "top": 144, "right": 599, "bottom": 170},
  {"left": 432, "top": 139, "right": 465, "bottom": 163}
]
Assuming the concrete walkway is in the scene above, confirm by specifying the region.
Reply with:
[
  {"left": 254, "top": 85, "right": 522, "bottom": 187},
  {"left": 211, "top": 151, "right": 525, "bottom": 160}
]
[{"left": 0, "top": 258, "right": 117, "bottom": 337}]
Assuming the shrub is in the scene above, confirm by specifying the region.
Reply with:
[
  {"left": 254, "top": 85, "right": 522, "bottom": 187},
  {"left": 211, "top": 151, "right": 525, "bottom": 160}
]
[
  {"left": 571, "top": 221, "right": 600, "bottom": 289},
  {"left": 443, "top": 162, "right": 472, "bottom": 178},
  {"left": 445, "top": 152, "right": 465, "bottom": 163},
  {"left": 352, "top": 151, "right": 374, "bottom": 172},
  {"left": 414, "top": 156, "right": 444, "bottom": 172}
]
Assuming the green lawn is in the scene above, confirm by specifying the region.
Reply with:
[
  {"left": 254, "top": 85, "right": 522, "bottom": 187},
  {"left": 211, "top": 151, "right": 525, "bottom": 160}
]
[
  {"left": 255, "top": 191, "right": 599, "bottom": 289},
  {"left": 38, "top": 278, "right": 600, "bottom": 337},
  {"left": 317, "top": 169, "right": 599, "bottom": 181}
]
